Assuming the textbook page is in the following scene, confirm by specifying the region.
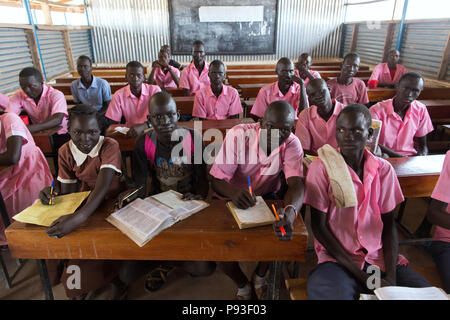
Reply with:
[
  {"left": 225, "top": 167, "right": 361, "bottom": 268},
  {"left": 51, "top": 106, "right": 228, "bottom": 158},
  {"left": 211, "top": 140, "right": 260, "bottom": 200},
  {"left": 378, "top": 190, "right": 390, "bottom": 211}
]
[
  {"left": 231, "top": 196, "right": 276, "bottom": 226},
  {"left": 374, "top": 286, "right": 449, "bottom": 300},
  {"left": 13, "top": 191, "right": 91, "bottom": 226},
  {"left": 152, "top": 190, "right": 187, "bottom": 209},
  {"left": 114, "top": 126, "right": 130, "bottom": 135}
]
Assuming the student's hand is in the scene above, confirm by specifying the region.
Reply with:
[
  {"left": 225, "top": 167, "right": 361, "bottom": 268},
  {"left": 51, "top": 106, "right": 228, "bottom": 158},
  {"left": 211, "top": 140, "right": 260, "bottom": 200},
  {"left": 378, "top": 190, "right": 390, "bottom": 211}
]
[
  {"left": 182, "top": 193, "right": 204, "bottom": 201},
  {"left": 230, "top": 189, "right": 256, "bottom": 209},
  {"left": 39, "top": 185, "right": 60, "bottom": 205},
  {"left": 126, "top": 124, "right": 146, "bottom": 138},
  {"left": 46, "top": 214, "right": 86, "bottom": 238},
  {"left": 291, "top": 75, "right": 305, "bottom": 87},
  {"left": 273, "top": 207, "right": 295, "bottom": 241},
  {"left": 158, "top": 60, "right": 169, "bottom": 71},
  {"left": 116, "top": 188, "right": 141, "bottom": 209},
  {"left": 152, "top": 61, "right": 161, "bottom": 69},
  {"left": 297, "top": 64, "right": 308, "bottom": 78}
]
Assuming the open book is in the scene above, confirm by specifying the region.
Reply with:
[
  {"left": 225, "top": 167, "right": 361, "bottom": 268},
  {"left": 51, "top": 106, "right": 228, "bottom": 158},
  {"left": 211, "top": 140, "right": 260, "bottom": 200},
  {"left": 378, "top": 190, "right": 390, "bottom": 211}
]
[
  {"left": 360, "top": 286, "right": 449, "bottom": 300},
  {"left": 226, "top": 196, "right": 276, "bottom": 229},
  {"left": 106, "top": 190, "right": 209, "bottom": 247},
  {"left": 365, "top": 119, "right": 382, "bottom": 153}
]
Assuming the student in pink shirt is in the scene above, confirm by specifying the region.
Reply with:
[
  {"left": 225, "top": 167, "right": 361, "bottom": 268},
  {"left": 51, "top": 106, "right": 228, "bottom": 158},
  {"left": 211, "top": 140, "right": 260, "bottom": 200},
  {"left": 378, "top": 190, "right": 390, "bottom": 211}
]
[
  {"left": 210, "top": 101, "right": 305, "bottom": 300},
  {"left": 192, "top": 60, "right": 242, "bottom": 120},
  {"left": 369, "top": 72, "right": 433, "bottom": 157},
  {"left": 294, "top": 53, "right": 322, "bottom": 86},
  {"left": 106, "top": 61, "right": 161, "bottom": 138},
  {"left": 0, "top": 112, "right": 53, "bottom": 245},
  {"left": 6, "top": 67, "right": 68, "bottom": 135},
  {"left": 426, "top": 150, "right": 450, "bottom": 293},
  {"left": 148, "top": 50, "right": 180, "bottom": 89},
  {"left": 369, "top": 50, "right": 408, "bottom": 88},
  {"left": 327, "top": 53, "right": 369, "bottom": 106},
  {"left": 179, "top": 40, "right": 210, "bottom": 96},
  {"left": 296, "top": 78, "right": 344, "bottom": 155},
  {"left": 0, "top": 93, "right": 9, "bottom": 112},
  {"left": 250, "top": 57, "right": 308, "bottom": 121},
  {"left": 305, "top": 104, "right": 430, "bottom": 300}
]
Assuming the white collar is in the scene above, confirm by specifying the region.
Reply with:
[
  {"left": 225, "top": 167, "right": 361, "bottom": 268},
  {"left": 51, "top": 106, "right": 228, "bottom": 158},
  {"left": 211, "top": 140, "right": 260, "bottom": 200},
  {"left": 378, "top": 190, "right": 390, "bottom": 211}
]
[{"left": 69, "top": 136, "right": 105, "bottom": 166}]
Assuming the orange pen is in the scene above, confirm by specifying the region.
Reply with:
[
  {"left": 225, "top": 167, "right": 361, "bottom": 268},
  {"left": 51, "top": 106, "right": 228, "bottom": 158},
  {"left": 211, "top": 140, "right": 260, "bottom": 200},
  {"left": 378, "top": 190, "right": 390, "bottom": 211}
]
[{"left": 271, "top": 204, "right": 286, "bottom": 236}]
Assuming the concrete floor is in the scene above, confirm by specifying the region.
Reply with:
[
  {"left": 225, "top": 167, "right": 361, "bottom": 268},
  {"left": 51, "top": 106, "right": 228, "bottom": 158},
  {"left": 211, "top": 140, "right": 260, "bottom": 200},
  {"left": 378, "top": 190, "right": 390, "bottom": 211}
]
[{"left": 0, "top": 197, "right": 441, "bottom": 300}]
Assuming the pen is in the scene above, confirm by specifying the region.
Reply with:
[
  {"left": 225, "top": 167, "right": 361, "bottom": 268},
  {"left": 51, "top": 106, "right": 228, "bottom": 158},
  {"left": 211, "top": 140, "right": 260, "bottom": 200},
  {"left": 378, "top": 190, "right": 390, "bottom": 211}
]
[
  {"left": 116, "top": 185, "right": 144, "bottom": 207},
  {"left": 49, "top": 181, "right": 55, "bottom": 205},
  {"left": 271, "top": 204, "right": 286, "bottom": 237},
  {"left": 247, "top": 176, "right": 253, "bottom": 197}
]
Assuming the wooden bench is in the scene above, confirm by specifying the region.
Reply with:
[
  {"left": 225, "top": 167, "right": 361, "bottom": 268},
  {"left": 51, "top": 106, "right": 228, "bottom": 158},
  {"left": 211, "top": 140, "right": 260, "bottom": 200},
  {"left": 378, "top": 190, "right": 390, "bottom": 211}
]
[
  {"left": 52, "top": 82, "right": 128, "bottom": 95},
  {"left": 285, "top": 278, "right": 308, "bottom": 300}
]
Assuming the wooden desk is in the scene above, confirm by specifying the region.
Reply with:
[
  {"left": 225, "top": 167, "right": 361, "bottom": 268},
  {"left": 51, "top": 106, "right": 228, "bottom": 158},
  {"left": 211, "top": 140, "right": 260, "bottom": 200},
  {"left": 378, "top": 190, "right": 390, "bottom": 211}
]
[
  {"left": 166, "top": 87, "right": 185, "bottom": 97},
  {"left": 106, "top": 118, "right": 255, "bottom": 151},
  {"left": 368, "top": 87, "right": 450, "bottom": 103},
  {"left": 387, "top": 155, "right": 444, "bottom": 198},
  {"left": 173, "top": 96, "right": 195, "bottom": 114},
  {"left": 32, "top": 127, "right": 61, "bottom": 154},
  {"left": 6, "top": 200, "right": 308, "bottom": 300}
]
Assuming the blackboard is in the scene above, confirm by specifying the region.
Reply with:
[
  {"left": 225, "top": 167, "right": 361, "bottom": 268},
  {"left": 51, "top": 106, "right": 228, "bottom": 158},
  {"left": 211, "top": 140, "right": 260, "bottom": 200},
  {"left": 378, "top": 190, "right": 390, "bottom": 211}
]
[{"left": 169, "top": 0, "right": 278, "bottom": 55}]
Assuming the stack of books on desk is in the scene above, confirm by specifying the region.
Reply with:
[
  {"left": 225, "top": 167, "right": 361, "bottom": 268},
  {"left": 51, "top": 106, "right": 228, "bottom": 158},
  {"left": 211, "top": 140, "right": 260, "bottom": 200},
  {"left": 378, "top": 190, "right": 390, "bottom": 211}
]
[{"left": 107, "top": 190, "right": 209, "bottom": 247}]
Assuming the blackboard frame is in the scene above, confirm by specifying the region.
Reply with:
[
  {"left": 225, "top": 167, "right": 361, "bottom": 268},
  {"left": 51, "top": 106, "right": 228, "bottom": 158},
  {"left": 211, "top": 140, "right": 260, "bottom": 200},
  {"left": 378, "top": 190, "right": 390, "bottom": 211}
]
[{"left": 168, "top": 0, "right": 279, "bottom": 55}]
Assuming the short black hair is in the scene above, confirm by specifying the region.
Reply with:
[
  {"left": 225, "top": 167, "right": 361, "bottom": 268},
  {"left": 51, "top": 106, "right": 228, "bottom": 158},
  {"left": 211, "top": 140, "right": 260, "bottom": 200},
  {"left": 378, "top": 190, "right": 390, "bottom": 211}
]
[
  {"left": 68, "top": 104, "right": 102, "bottom": 128},
  {"left": 337, "top": 103, "right": 372, "bottom": 128},
  {"left": 398, "top": 71, "right": 424, "bottom": 85},
  {"left": 126, "top": 61, "right": 144, "bottom": 71},
  {"left": 343, "top": 52, "right": 360, "bottom": 62},
  {"left": 209, "top": 60, "right": 225, "bottom": 71},
  {"left": 276, "top": 57, "right": 293, "bottom": 69},
  {"left": 19, "top": 67, "right": 43, "bottom": 82},
  {"left": 77, "top": 55, "right": 92, "bottom": 65},
  {"left": 192, "top": 40, "right": 204, "bottom": 47}
]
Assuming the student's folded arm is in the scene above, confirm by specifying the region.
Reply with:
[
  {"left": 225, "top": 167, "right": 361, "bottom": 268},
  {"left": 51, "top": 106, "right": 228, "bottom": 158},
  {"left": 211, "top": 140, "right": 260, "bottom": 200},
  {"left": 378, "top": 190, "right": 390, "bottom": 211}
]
[
  {"left": 168, "top": 68, "right": 180, "bottom": 88},
  {"left": 147, "top": 67, "right": 157, "bottom": 85},
  {"left": 0, "top": 136, "right": 22, "bottom": 166},
  {"left": 379, "top": 144, "right": 406, "bottom": 158},
  {"left": 228, "top": 114, "right": 239, "bottom": 119},
  {"left": 381, "top": 211, "right": 398, "bottom": 285},
  {"left": 414, "top": 136, "right": 428, "bottom": 156},
  {"left": 283, "top": 176, "right": 304, "bottom": 221},
  {"left": 27, "top": 112, "right": 65, "bottom": 133},
  {"left": 310, "top": 207, "right": 370, "bottom": 285},
  {"left": 427, "top": 199, "right": 450, "bottom": 230}
]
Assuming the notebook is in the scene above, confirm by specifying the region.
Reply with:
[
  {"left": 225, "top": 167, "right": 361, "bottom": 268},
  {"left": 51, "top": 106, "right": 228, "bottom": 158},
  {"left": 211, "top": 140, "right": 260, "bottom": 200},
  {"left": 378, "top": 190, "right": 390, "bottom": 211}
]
[
  {"left": 226, "top": 196, "right": 276, "bottom": 229},
  {"left": 360, "top": 286, "right": 449, "bottom": 300},
  {"left": 365, "top": 119, "right": 382, "bottom": 153},
  {"left": 13, "top": 191, "right": 91, "bottom": 227},
  {"left": 106, "top": 190, "right": 209, "bottom": 247}
]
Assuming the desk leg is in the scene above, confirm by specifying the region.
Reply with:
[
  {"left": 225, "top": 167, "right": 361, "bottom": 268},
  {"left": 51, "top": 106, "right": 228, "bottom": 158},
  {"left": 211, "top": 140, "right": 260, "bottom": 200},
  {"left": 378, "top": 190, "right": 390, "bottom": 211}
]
[
  {"left": 267, "top": 261, "right": 282, "bottom": 300},
  {"left": 36, "top": 260, "right": 54, "bottom": 300}
]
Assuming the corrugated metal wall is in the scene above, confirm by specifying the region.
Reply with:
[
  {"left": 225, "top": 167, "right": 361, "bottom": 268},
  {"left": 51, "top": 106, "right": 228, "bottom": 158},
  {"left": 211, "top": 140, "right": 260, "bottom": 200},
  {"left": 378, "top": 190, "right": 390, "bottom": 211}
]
[
  {"left": 355, "top": 22, "right": 387, "bottom": 65},
  {"left": 341, "top": 23, "right": 354, "bottom": 56},
  {"left": 399, "top": 21, "right": 450, "bottom": 78},
  {"left": 36, "top": 30, "right": 70, "bottom": 79},
  {"left": 86, "top": 0, "right": 346, "bottom": 64},
  {"left": 0, "top": 28, "right": 34, "bottom": 94},
  {"left": 69, "top": 29, "right": 94, "bottom": 65},
  {"left": 341, "top": 20, "right": 450, "bottom": 79}
]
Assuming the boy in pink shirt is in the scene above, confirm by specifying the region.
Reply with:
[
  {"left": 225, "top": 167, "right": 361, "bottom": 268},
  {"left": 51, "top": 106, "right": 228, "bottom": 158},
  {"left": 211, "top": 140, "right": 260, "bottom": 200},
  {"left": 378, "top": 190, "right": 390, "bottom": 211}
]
[
  {"left": 210, "top": 101, "right": 305, "bottom": 300},
  {"left": 106, "top": 61, "right": 161, "bottom": 138},
  {"left": 327, "top": 53, "right": 369, "bottom": 106},
  {"left": 250, "top": 57, "right": 308, "bottom": 121},
  {"left": 369, "top": 50, "right": 408, "bottom": 88},
  {"left": 0, "top": 93, "right": 9, "bottom": 112},
  {"left": 426, "top": 150, "right": 450, "bottom": 293},
  {"left": 192, "top": 60, "right": 242, "bottom": 120},
  {"left": 296, "top": 78, "right": 344, "bottom": 155},
  {"left": 0, "top": 112, "right": 53, "bottom": 245},
  {"left": 369, "top": 72, "right": 433, "bottom": 157},
  {"left": 179, "top": 40, "right": 210, "bottom": 96},
  {"left": 305, "top": 104, "right": 430, "bottom": 300},
  {"left": 294, "top": 53, "right": 322, "bottom": 86},
  {"left": 6, "top": 67, "right": 68, "bottom": 135},
  {"left": 148, "top": 50, "right": 180, "bottom": 89}
]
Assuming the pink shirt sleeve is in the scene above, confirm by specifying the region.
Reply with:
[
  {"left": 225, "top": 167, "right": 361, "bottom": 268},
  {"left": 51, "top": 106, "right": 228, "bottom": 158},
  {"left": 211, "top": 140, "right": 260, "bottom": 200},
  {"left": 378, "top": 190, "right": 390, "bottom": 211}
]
[
  {"left": 209, "top": 129, "right": 239, "bottom": 182},
  {"left": 357, "top": 80, "right": 369, "bottom": 104},
  {"left": 414, "top": 104, "right": 434, "bottom": 137},
  {"left": 250, "top": 87, "right": 268, "bottom": 118},
  {"left": 303, "top": 160, "right": 331, "bottom": 213},
  {"left": 5, "top": 91, "right": 24, "bottom": 115},
  {"left": 179, "top": 68, "right": 190, "bottom": 90},
  {"left": 2, "top": 112, "right": 29, "bottom": 143},
  {"left": 431, "top": 151, "right": 450, "bottom": 204},
  {"left": 0, "top": 93, "right": 9, "bottom": 110},
  {"left": 282, "top": 136, "right": 304, "bottom": 179},
  {"left": 228, "top": 88, "right": 243, "bottom": 116},
  {"left": 377, "top": 160, "right": 405, "bottom": 214},
  {"left": 105, "top": 92, "right": 123, "bottom": 122},
  {"left": 295, "top": 110, "right": 311, "bottom": 152},
  {"left": 369, "top": 64, "right": 382, "bottom": 82},
  {"left": 49, "top": 88, "right": 68, "bottom": 116},
  {"left": 192, "top": 91, "right": 206, "bottom": 118}
]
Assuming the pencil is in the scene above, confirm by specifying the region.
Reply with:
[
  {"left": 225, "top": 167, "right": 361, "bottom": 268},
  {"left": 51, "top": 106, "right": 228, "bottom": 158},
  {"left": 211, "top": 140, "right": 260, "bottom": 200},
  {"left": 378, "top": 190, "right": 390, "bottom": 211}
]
[
  {"left": 271, "top": 204, "right": 286, "bottom": 236},
  {"left": 49, "top": 181, "right": 54, "bottom": 205}
]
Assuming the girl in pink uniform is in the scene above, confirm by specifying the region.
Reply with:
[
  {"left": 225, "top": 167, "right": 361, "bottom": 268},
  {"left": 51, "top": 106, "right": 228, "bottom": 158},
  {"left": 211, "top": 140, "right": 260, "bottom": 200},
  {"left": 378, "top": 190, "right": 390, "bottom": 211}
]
[{"left": 0, "top": 112, "right": 53, "bottom": 245}]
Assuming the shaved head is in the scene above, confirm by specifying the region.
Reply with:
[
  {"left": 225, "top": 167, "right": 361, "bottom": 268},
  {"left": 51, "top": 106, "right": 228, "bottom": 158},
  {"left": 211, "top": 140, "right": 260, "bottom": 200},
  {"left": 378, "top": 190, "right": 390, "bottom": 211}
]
[
  {"left": 264, "top": 100, "right": 295, "bottom": 123},
  {"left": 276, "top": 57, "right": 294, "bottom": 71},
  {"left": 148, "top": 91, "right": 176, "bottom": 115}
]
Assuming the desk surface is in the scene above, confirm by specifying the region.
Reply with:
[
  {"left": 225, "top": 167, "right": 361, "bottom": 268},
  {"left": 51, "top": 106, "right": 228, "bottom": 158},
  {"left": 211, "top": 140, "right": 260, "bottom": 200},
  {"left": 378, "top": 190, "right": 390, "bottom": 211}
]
[{"left": 6, "top": 200, "right": 308, "bottom": 262}]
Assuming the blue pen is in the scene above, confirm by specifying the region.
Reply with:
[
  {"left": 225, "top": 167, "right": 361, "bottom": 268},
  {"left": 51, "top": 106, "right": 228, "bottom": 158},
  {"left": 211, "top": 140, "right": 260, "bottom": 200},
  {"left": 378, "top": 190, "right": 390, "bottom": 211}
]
[
  {"left": 247, "top": 176, "right": 253, "bottom": 197},
  {"left": 49, "top": 181, "right": 55, "bottom": 205}
]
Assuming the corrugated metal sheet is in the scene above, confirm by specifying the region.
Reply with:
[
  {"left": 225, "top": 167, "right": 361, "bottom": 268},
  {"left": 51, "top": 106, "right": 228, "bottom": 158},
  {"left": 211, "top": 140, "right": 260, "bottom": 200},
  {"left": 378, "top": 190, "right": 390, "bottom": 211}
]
[
  {"left": 355, "top": 22, "right": 387, "bottom": 65},
  {"left": 0, "top": 28, "right": 34, "bottom": 94},
  {"left": 69, "top": 29, "right": 94, "bottom": 65},
  {"left": 36, "top": 30, "right": 70, "bottom": 79},
  {"left": 341, "top": 23, "right": 354, "bottom": 57},
  {"left": 399, "top": 21, "right": 450, "bottom": 78},
  {"left": 86, "top": 0, "right": 346, "bottom": 64}
]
